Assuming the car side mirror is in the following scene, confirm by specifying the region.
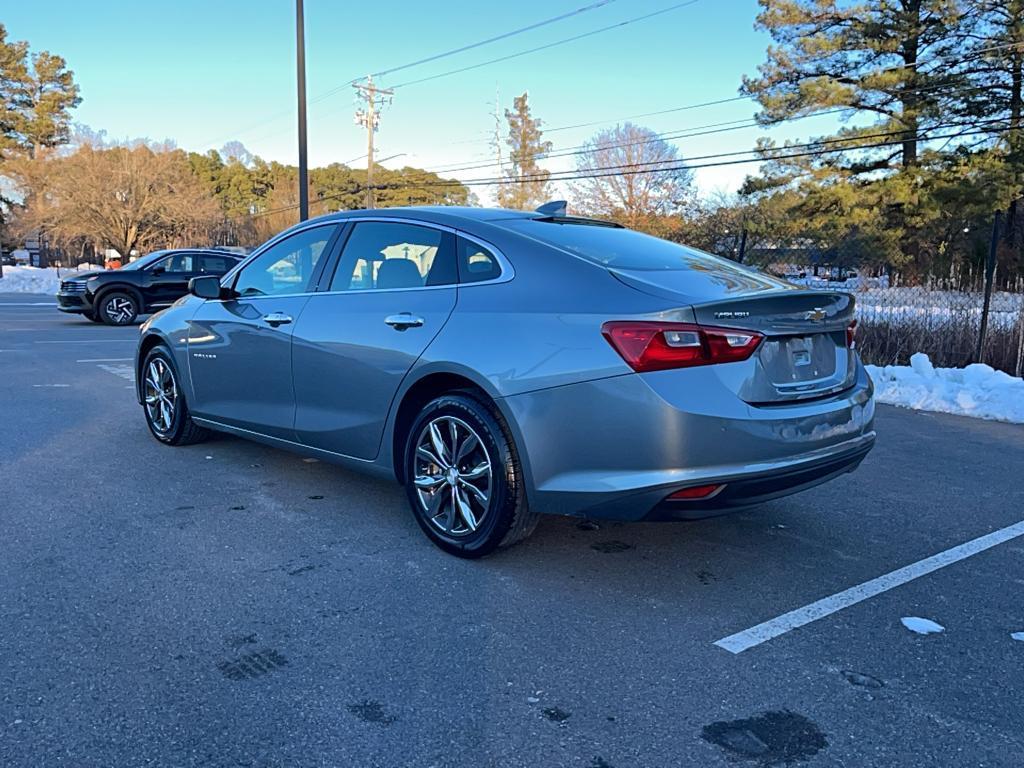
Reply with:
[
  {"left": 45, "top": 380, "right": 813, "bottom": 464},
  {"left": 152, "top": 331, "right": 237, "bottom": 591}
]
[
  {"left": 189, "top": 275, "right": 224, "bottom": 300},
  {"left": 151, "top": 266, "right": 165, "bottom": 275}
]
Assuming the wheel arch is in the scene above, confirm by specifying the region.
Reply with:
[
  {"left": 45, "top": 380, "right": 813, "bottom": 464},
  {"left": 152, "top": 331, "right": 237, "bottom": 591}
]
[
  {"left": 135, "top": 331, "right": 175, "bottom": 404},
  {"left": 387, "top": 367, "right": 534, "bottom": 499}
]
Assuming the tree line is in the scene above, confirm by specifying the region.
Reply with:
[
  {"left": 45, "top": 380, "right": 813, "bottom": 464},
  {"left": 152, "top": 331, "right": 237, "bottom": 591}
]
[{"left": 4, "top": 2, "right": 1024, "bottom": 286}]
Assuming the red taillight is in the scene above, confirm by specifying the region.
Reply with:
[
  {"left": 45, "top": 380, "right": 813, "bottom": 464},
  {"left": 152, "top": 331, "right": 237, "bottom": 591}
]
[
  {"left": 846, "top": 320, "right": 858, "bottom": 349},
  {"left": 601, "top": 321, "right": 763, "bottom": 373},
  {"left": 667, "top": 484, "right": 725, "bottom": 500}
]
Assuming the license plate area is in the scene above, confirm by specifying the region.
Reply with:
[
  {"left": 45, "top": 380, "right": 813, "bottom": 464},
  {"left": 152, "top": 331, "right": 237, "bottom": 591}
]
[{"left": 759, "top": 333, "right": 841, "bottom": 387}]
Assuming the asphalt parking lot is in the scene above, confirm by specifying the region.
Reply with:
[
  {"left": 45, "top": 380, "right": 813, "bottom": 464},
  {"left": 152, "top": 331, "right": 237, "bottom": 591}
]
[{"left": 1, "top": 292, "right": 1023, "bottom": 768}]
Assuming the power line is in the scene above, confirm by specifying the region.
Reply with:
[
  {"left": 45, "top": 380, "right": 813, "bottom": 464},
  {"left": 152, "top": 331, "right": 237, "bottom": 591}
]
[
  {"left": 544, "top": 96, "right": 751, "bottom": 135},
  {"left": 248, "top": 120, "right": 1015, "bottom": 219},
  {"left": 421, "top": 72, "right": 1014, "bottom": 176},
  {"left": 419, "top": 115, "right": 808, "bottom": 175},
  {"left": 389, "top": 0, "right": 703, "bottom": 89},
  {"left": 352, "top": 42, "right": 1024, "bottom": 154},
  {"left": 195, "top": 34, "right": 1024, "bottom": 160},
  {"left": 195, "top": 1, "right": 621, "bottom": 149},
  {"left": 373, "top": 1, "right": 617, "bottom": 79},
  {"left": 431, "top": 117, "right": 1012, "bottom": 187}
]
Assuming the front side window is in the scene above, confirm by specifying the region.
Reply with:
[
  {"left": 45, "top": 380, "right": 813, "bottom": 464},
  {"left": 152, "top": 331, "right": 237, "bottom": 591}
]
[
  {"left": 233, "top": 225, "right": 337, "bottom": 297},
  {"left": 329, "top": 222, "right": 455, "bottom": 291},
  {"left": 151, "top": 253, "right": 200, "bottom": 273}
]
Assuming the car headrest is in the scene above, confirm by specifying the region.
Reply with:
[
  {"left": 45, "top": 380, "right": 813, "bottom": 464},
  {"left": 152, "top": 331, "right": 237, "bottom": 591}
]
[{"left": 376, "top": 258, "right": 422, "bottom": 290}]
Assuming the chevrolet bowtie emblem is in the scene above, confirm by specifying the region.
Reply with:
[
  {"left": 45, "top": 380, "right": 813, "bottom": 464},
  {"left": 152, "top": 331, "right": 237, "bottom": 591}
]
[{"left": 806, "top": 308, "right": 827, "bottom": 322}]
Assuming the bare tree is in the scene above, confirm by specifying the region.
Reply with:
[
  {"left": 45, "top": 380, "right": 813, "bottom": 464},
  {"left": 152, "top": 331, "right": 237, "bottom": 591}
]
[
  {"left": 12, "top": 143, "right": 219, "bottom": 258},
  {"left": 571, "top": 122, "right": 693, "bottom": 228}
]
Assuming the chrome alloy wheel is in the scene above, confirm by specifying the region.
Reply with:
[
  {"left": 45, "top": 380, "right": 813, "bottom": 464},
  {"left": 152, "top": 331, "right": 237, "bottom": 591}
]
[
  {"left": 413, "top": 416, "right": 493, "bottom": 537},
  {"left": 105, "top": 295, "right": 135, "bottom": 324},
  {"left": 144, "top": 358, "right": 177, "bottom": 433}
]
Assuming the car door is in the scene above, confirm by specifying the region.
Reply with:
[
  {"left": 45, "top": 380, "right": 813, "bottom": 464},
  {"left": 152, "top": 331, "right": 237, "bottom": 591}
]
[
  {"left": 187, "top": 224, "right": 342, "bottom": 439},
  {"left": 292, "top": 220, "right": 458, "bottom": 460},
  {"left": 146, "top": 252, "right": 202, "bottom": 309}
]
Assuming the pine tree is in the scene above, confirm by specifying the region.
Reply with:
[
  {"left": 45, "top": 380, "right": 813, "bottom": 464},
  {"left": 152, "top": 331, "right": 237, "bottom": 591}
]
[
  {"left": 497, "top": 92, "right": 552, "bottom": 210},
  {"left": 0, "top": 24, "right": 80, "bottom": 160},
  {"left": 957, "top": 0, "right": 1024, "bottom": 251},
  {"left": 741, "top": 1, "right": 970, "bottom": 274},
  {"left": 743, "top": 0, "right": 966, "bottom": 172}
]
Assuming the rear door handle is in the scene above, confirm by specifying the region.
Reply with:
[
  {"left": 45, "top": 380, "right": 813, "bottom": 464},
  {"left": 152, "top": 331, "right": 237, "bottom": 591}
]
[
  {"left": 263, "top": 312, "right": 293, "bottom": 327},
  {"left": 384, "top": 312, "right": 424, "bottom": 331}
]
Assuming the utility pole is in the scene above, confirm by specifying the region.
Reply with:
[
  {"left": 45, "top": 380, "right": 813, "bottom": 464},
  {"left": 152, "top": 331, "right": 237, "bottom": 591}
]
[
  {"left": 353, "top": 75, "right": 393, "bottom": 209},
  {"left": 295, "top": 0, "right": 309, "bottom": 221}
]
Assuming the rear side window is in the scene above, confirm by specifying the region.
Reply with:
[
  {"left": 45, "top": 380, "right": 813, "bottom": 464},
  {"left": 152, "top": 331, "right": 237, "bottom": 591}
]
[
  {"left": 199, "top": 255, "right": 234, "bottom": 273},
  {"left": 330, "top": 222, "right": 456, "bottom": 291},
  {"left": 502, "top": 219, "right": 738, "bottom": 272},
  {"left": 457, "top": 238, "right": 502, "bottom": 283}
]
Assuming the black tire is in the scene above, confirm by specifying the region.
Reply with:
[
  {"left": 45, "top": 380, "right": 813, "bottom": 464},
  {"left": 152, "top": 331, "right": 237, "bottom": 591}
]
[
  {"left": 404, "top": 392, "right": 540, "bottom": 558},
  {"left": 97, "top": 290, "right": 139, "bottom": 325},
  {"left": 84, "top": 311, "right": 103, "bottom": 323},
  {"left": 141, "top": 345, "right": 210, "bottom": 446}
]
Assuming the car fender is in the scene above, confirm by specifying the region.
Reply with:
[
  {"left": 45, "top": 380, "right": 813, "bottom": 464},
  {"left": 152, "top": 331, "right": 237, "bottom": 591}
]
[{"left": 136, "top": 301, "right": 199, "bottom": 405}]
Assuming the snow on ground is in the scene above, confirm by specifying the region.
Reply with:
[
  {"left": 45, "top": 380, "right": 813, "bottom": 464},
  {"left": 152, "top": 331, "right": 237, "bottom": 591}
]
[
  {"left": 900, "top": 616, "right": 945, "bottom": 635},
  {"left": 789, "top": 281, "right": 1024, "bottom": 331},
  {"left": 0, "top": 266, "right": 63, "bottom": 295},
  {"left": 867, "top": 353, "right": 1024, "bottom": 424},
  {"left": 0, "top": 265, "right": 103, "bottom": 295}
]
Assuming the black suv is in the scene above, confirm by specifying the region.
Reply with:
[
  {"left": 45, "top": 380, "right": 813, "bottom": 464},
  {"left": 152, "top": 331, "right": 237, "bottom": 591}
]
[{"left": 57, "top": 249, "right": 243, "bottom": 325}]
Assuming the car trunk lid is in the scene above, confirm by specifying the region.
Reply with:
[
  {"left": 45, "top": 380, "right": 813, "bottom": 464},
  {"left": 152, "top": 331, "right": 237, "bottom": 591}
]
[{"left": 611, "top": 268, "right": 857, "bottom": 404}]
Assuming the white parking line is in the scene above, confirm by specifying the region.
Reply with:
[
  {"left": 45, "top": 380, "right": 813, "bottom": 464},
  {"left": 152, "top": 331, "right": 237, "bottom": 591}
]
[
  {"left": 714, "top": 519, "right": 1024, "bottom": 654},
  {"left": 76, "top": 357, "right": 133, "bottom": 363},
  {"left": 34, "top": 339, "right": 136, "bottom": 344},
  {"left": 98, "top": 363, "right": 134, "bottom": 381}
]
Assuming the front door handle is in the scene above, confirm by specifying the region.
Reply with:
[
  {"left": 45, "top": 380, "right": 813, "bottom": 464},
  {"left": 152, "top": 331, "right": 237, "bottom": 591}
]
[
  {"left": 263, "top": 312, "right": 293, "bottom": 327},
  {"left": 384, "top": 312, "right": 424, "bottom": 331}
]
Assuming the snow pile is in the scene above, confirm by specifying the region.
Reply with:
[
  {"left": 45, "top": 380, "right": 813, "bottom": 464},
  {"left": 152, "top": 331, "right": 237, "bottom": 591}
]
[
  {"left": 0, "top": 265, "right": 104, "bottom": 295},
  {"left": 0, "top": 266, "right": 62, "bottom": 295},
  {"left": 900, "top": 616, "right": 945, "bottom": 635},
  {"left": 866, "top": 353, "right": 1024, "bottom": 424}
]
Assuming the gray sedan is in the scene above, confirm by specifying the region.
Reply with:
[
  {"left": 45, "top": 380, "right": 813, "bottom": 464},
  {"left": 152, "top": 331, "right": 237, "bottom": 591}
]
[{"left": 135, "top": 205, "right": 875, "bottom": 557}]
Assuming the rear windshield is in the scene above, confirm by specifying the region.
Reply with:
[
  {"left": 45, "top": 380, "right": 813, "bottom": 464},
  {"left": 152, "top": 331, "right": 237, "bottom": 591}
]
[{"left": 503, "top": 219, "right": 741, "bottom": 272}]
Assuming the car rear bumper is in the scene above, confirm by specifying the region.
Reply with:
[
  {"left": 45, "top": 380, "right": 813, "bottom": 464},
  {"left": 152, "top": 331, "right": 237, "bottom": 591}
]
[
  {"left": 642, "top": 433, "right": 873, "bottom": 520},
  {"left": 501, "top": 359, "right": 875, "bottom": 521}
]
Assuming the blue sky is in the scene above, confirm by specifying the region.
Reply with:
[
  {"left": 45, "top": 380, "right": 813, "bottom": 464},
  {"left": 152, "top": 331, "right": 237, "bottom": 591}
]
[{"left": 3, "top": 0, "right": 842, "bottom": 200}]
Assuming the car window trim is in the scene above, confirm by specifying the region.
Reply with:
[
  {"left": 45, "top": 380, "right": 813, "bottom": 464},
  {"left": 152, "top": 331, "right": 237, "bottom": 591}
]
[{"left": 311, "top": 216, "right": 514, "bottom": 295}]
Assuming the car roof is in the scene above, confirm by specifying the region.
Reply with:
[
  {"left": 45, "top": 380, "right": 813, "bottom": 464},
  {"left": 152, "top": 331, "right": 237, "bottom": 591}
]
[
  {"left": 147, "top": 248, "right": 243, "bottom": 258},
  {"left": 313, "top": 205, "right": 543, "bottom": 227}
]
